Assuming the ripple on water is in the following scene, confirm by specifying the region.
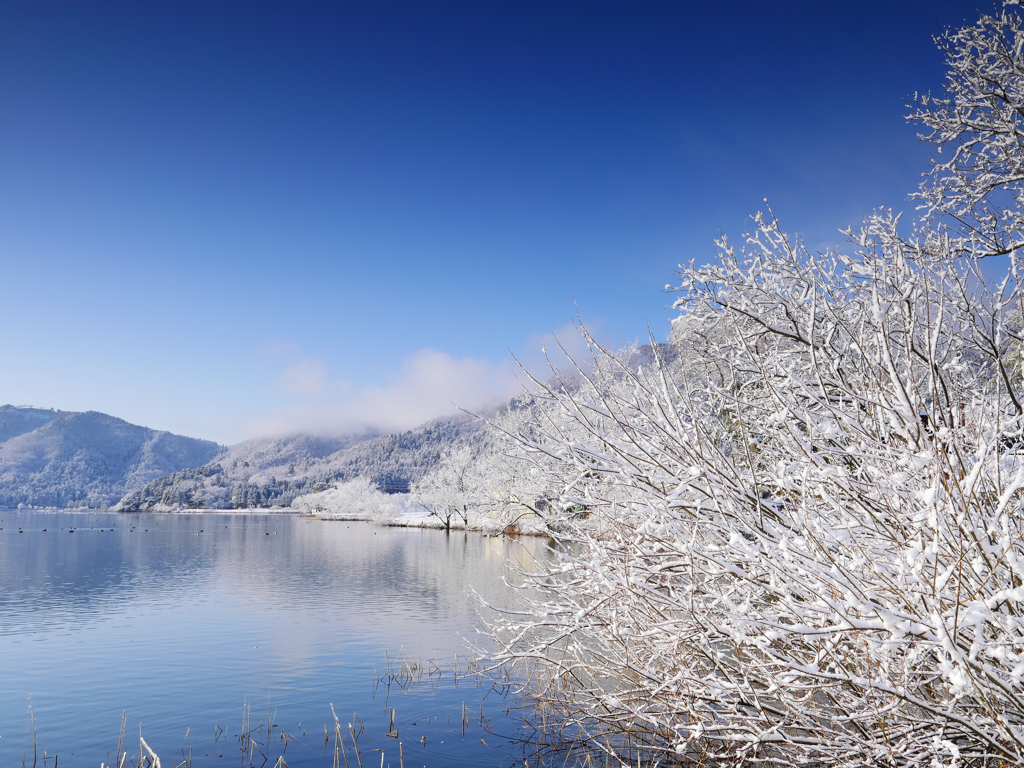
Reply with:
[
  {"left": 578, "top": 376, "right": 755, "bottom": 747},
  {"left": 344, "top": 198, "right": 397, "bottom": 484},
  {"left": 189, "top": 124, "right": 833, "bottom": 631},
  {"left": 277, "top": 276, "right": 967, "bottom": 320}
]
[{"left": 0, "top": 512, "right": 545, "bottom": 767}]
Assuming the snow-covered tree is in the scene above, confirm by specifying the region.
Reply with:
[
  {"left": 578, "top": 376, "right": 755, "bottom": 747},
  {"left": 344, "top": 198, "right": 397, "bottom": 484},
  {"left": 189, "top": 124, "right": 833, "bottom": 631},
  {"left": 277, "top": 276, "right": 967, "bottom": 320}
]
[
  {"left": 412, "top": 445, "right": 494, "bottom": 531},
  {"left": 291, "top": 477, "right": 397, "bottom": 522},
  {"left": 482, "top": 5, "right": 1024, "bottom": 766},
  {"left": 910, "top": 1, "right": 1024, "bottom": 259}
]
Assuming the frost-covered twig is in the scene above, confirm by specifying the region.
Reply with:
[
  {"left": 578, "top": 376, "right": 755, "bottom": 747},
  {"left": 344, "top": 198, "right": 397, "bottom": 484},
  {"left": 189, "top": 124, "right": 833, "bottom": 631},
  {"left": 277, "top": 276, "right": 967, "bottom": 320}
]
[{"left": 480, "top": 197, "right": 1024, "bottom": 768}]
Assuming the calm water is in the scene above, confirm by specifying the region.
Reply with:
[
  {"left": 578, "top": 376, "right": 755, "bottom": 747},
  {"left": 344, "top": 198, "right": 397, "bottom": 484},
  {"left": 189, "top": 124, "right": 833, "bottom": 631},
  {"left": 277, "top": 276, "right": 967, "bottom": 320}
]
[{"left": 0, "top": 512, "right": 543, "bottom": 767}]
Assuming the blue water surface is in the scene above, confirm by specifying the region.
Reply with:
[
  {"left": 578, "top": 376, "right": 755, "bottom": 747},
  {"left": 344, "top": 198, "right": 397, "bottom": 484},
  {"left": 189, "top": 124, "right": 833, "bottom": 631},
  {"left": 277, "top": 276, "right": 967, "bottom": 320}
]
[{"left": 0, "top": 512, "right": 543, "bottom": 768}]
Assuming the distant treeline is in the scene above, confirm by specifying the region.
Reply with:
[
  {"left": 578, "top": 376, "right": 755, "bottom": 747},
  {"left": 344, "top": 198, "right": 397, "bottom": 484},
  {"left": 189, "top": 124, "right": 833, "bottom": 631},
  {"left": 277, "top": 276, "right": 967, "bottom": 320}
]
[{"left": 115, "top": 413, "right": 486, "bottom": 511}]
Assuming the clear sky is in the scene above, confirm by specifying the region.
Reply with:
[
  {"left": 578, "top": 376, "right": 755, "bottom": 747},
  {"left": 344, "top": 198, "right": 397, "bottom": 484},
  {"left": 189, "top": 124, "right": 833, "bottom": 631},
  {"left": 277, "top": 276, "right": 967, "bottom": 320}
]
[{"left": 0, "top": 0, "right": 978, "bottom": 444}]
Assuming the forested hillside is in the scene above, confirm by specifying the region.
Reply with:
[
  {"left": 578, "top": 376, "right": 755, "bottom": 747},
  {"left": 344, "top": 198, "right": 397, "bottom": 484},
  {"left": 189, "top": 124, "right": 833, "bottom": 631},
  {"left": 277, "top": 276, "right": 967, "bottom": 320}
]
[
  {"left": 114, "top": 412, "right": 486, "bottom": 511},
  {"left": 1, "top": 348, "right": 673, "bottom": 512},
  {"left": 0, "top": 405, "right": 65, "bottom": 443},
  {"left": 0, "top": 408, "right": 223, "bottom": 508}
]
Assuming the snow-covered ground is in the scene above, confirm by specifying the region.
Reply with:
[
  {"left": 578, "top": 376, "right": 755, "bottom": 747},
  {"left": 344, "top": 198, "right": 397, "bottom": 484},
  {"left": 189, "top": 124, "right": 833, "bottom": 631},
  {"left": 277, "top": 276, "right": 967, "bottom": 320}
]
[
  {"left": 289, "top": 478, "right": 548, "bottom": 534},
  {"left": 9, "top": 478, "right": 551, "bottom": 535}
]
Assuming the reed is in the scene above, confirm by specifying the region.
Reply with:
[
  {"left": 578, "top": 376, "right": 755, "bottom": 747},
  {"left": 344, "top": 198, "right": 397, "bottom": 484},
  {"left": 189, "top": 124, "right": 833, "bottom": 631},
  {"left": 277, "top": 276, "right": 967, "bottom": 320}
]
[
  {"left": 347, "top": 722, "right": 362, "bottom": 768},
  {"left": 76, "top": 650, "right": 601, "bottom": 768},
  {"left": 23, "top": 694, "right": 36, "bottom": 768},
  {"left": 139, "top": 729, "right": 161, "bottom": 768}
]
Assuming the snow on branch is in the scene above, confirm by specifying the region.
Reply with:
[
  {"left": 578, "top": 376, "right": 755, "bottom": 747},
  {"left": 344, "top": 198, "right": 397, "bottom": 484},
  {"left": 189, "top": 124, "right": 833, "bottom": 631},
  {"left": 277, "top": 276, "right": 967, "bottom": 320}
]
[{"left": 480, "top": 208, "right": 1024, "bottom": 765}]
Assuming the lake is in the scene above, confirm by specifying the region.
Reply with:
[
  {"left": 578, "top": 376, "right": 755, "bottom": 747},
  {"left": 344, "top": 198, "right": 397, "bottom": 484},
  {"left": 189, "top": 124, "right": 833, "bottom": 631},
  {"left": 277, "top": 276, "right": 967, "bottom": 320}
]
[{"left": 0, "top": 511, "right": 548, "bottom": 768}]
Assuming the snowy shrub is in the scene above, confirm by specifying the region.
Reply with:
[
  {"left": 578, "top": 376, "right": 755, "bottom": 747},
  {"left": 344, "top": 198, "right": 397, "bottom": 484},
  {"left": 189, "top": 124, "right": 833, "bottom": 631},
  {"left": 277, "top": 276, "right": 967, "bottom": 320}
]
[
  {"left": 487, "top": 213, "right": 1024, "bottom": 768},
  {"left": 482, "top": 5, "right": 1024, "bottom": 766},
  {"left": 291, "top": 477, "right": 391, "bottom": 520},
  {"left": 368, "top": 493, "right": 401, "bottom": 525},
  {"left": 412, "top": 445, "right": 502, "bottom": 531}
]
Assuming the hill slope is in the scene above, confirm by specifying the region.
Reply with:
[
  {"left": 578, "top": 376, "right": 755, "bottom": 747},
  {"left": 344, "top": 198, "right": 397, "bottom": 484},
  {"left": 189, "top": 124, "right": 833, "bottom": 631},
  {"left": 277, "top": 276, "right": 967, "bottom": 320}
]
[
  {"left": 3, "top": 343, "right": 670, "bottom": 511},
  {"left": 0, "top": 409, "right": 223, "bottom": 508},
  {"left": 0, "top": 405, "right": 65, "bottom": 443},
  {"left": 114, "top": 412, "right": 486, "bottom": 511},
  {"left": 113, "top": 342, "right": 675, "bottom": 512}
]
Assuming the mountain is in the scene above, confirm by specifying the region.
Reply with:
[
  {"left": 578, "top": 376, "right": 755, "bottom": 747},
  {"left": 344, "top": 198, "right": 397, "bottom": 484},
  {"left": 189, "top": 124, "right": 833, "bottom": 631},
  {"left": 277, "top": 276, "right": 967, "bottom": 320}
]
[
  {"left": 113, "top": 342, "right": 675, "bottom": 512},
  {"left": 114, "top": 412, "right": 486, "bottom": 511},
  {"left": 0, "top": 403, "right": 486, "bottom": 512},
  {"left": 0, "top": 405, "right": 65, "bottom": 443},
  {"left": 4, "top": 343, "right": 671, "bottom": 512},
  {"left": 0, "top": 408, "right": 223, "bottom": 508}
]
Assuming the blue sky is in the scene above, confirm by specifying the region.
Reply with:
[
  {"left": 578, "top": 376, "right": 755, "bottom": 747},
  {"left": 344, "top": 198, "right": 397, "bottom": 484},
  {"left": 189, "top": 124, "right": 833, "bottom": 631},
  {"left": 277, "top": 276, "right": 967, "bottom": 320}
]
[{"left": 0, "top": 0, "right": 977, "bottom": 444}]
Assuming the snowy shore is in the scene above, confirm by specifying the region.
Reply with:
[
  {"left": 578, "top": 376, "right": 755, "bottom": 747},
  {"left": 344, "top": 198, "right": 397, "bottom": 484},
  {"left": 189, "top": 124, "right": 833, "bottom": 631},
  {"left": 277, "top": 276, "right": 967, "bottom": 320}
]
[
  {"left": 4, "top": 479, "right": 552, "bottom": 535},
  {"left": 296, "top": 491, "right": 550, "bottom": 535}
]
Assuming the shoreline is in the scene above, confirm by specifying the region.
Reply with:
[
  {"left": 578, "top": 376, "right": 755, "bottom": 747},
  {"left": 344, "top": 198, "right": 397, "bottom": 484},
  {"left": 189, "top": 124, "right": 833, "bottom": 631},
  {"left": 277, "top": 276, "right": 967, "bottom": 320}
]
[{"left": 1, "top": 505, "right": 553, "bottom": 535}]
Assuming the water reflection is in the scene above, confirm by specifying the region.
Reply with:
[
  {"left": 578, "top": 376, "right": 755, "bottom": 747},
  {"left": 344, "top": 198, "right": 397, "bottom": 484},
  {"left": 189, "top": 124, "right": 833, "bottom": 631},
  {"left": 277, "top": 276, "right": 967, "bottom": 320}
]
[{"left": 0, "top": 512, "right": 546, "bottom": 767}]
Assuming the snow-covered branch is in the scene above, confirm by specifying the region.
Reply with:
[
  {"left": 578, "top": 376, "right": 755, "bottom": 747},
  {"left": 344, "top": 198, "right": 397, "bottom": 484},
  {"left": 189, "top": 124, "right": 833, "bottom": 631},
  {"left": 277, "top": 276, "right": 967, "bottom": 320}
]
[{"left": 481, "top": 200, "right": 1024, "bottom": 768}]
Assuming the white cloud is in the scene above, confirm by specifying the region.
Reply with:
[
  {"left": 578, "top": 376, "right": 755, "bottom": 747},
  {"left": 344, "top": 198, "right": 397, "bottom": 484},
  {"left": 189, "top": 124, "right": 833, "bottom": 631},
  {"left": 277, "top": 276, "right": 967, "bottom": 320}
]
[
  {"left": 241, "top": 315, "right": 624, "bottom": 441},
  {"left": 243, "top": 348, "right": 522, "bottom": 439},
  {"left": 276, "top": 357, "right": 330, "bottom": 395}
]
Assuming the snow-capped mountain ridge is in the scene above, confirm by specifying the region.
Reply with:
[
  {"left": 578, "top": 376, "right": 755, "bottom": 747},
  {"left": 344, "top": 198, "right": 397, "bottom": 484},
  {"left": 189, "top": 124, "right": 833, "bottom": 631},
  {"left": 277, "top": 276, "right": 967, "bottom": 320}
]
[
  {"left": 0, "top": 403, "right": 487, "bottom": 510},
  {"left": 114, "top": 412, "right": 486, "bottom": 511},
  {"left": 0, "top": 406, "right": 223, "bottom": 508},
  {"left": 3, "top": 343, "right": 668, "bottom": 510}
]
